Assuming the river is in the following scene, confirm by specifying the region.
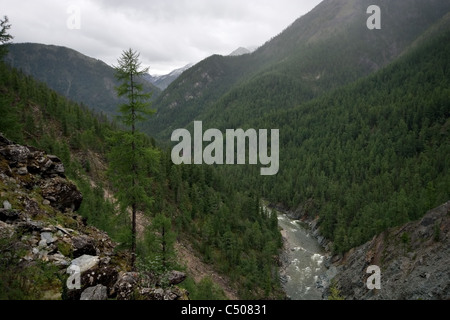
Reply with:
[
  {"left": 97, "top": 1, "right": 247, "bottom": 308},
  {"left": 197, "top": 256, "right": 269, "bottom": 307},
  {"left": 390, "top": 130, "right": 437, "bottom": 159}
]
[{"left": 277, "top": 212, "right": 327, "bottom": 300}]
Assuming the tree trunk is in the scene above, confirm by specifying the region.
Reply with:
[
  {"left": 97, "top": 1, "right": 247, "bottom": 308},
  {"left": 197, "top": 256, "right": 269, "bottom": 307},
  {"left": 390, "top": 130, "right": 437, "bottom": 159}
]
[
  {"left": 162, "top": 225, "right": 166, "bottom": 270},
  {"left": 131, "top": 72, "right": 137, "bottom": 271}
]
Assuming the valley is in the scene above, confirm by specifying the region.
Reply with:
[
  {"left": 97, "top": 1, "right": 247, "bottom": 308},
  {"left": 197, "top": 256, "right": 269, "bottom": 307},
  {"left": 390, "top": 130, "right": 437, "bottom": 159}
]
[{"left": 1, "top": 0, "right": 449, "bottom": 302}]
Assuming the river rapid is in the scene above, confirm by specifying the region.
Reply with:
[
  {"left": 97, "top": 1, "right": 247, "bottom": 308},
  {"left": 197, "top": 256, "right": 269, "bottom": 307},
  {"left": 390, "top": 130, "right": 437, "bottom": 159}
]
[{"left": 277, "top": 212, "right": 327, "bottom": 300}]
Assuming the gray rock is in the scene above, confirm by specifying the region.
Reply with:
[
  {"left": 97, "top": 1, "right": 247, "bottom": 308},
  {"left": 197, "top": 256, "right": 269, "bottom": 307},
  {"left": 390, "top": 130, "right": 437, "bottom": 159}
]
[
  {"left": 17, "top": 167, "right": 28, "bottom": 175},
  {"left": 49, "top": 253, "right": 70, "bottom": 267},
  {"left": 72, "top": 235, "right": 96, "bottom": 258},
  {"left": 42, "top": 199, "right": 51, "bottom": 206},
  {"left": 0, "top": 145, "right": 30, "bottom": 163},
  {"left": 39, "top": 177, "right": 83, "bottom": 212},
  {"left": 153, "top": 288, "right": 165, "bottom": 300},
  {"left": 41, "top": 232, "right": 56, "bottom": 244},
  {"left": 113, "top": 272, "right": 140, "bottom": 300},
  {"left": 166, "top": 271, "right": 187, "bottom": 285},
  {"left": 17, "top": 220, "right": 43, "bottom": 232},
  {"left": 3, "top": 200, "right": 12, "bottom": 210},
  {"left": 69, "top": 255, "right": 100, "bottom": 273},
  {"left": 80, "top": 285, "right": 108, "bottom": 300},
  {"left": 54, "top": 163, "right": 65, "bottom": 174},
  {"left": 38, "top": 239, "right": 48, "bottom": 248},
  {"left": 56, "top": 225, "right": 72, "bottom": 235}
]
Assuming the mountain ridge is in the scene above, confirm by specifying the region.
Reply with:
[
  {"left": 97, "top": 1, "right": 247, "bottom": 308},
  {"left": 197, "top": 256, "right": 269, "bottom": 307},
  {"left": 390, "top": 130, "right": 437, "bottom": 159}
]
[
  {"left": 145, "top": 0, "right": 450, "bottom": 139},
  {"left": 144, "top": 63, "right": 194, "bottom": 90},
  {"left": 4, "top": 43, "right": 161, "bottom": 117}
]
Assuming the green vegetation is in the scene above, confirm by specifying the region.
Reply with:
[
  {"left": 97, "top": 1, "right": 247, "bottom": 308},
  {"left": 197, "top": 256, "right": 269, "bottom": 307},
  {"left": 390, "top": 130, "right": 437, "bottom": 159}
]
[
  {"left": 3, "top": 0, "right": 449, "bottom": 300},
  {"left": 0, "top": 58, "right": 283, "bottom": 298},
  {"left": 180, "top": 276, "right": 227, "bottom": 300},
  {"left": 139, "top": 213, "right": 177, "bottom": 274},
  {"left": 328, "top": 281, "right": 345, "bottom": 301},
  {"left": 144, "top": 1, "right": 450, "bottom": 140},
  {"left": 0, "top": 233, "right": 62, "bottom": 300},
  {"left": 166, "top": 161, "right": 283, "bottom": 299},
  {"left": 4, "top": 43, "right": 160, "bottom": 118},
  {"left": 433, "top": 222, "right": 441, "bottom": 242},
  {"left": 0, "top": 16, "right": 13, "bottom": 60},
  {"left": 108, "top": 48, "right": 159, "bottom": 269},
  {"left": 139, "top": 2, "right": 450, "bottom": 258},
  {"left": 212, "top": 29, "right": 450, "bottom": 254}
]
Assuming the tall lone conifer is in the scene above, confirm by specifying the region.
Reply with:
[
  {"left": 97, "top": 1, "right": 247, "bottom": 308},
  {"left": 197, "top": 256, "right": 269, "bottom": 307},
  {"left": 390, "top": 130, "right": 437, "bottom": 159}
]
[{"left": 109, "top": 49, "right": 158, "bottom": 270}]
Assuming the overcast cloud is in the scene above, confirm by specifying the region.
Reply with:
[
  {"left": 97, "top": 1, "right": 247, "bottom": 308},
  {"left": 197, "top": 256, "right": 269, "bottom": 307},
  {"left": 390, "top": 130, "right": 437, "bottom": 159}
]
[{"left": 3, "top": 0, "right": 322, "bottom": 74}]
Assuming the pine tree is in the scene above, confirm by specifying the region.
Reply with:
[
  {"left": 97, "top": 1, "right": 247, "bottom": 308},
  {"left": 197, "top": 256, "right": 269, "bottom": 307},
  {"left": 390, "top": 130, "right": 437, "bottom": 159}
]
[
  {"left": 0, "top": 16, "right": 13, "bottom": 60},
  {"left": 108, "top": 48, "right": 158, "bottom": 270},
  {"left": 143, "top": 213, "right": 176, "bottom": 273}
]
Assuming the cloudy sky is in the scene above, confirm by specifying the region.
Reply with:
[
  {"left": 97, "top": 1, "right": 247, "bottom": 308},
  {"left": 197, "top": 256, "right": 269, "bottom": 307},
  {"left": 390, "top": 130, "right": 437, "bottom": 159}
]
[{"left": 3, "top": 0, "right": 322, "bottom": 75}]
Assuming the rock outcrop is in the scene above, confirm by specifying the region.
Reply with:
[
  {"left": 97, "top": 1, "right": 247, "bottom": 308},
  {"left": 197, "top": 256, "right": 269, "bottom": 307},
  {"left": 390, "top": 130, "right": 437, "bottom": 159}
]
[
  {"left": 328, "top": 201, "right": 450, "bottom": 300},
  {"left": 0, "top": 134, "right": 188, "bottom": 300}
]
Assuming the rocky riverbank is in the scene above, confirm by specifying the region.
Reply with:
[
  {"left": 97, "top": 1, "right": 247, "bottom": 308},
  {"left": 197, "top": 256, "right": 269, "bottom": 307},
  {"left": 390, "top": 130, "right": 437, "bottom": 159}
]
[
  {"left": 270, "top": 205, "right": 334, "bottom": 300},
  {"left": 271, "top": 200, "right": 450, "bottom": 300},
  {"left": 330, "top": 201, "right": 450, "bottom": 300}
]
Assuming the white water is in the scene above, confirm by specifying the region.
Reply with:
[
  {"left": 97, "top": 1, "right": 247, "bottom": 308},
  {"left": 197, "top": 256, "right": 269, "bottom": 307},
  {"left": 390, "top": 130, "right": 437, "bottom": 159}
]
[{"left": 277, "top": 213, "right": 326, "bottom": 300}]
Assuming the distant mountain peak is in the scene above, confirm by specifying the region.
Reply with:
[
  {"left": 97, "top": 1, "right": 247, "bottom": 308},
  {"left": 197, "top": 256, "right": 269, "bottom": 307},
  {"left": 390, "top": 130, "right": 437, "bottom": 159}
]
[
  {"left": 145, "top": 63, "right": 194, "bottom": 90},
  {"left": 228, "top": 47, "right": 251, "bottom": 56}
]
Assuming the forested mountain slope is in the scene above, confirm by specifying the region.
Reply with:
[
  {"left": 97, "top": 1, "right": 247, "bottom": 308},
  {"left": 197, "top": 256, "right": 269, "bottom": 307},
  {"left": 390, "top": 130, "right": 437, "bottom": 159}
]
[
  {"left": 5, "top": 43, "right": 161, "bottom": 117},
  {"left": 222, "top": 21, "right": 450, "bottom": 254},
  {"left": 0, "top": 61, "right": 283, "bottom": 299},
  {"left": 146, "top": 0, "right": 450, "bottom": 139}
]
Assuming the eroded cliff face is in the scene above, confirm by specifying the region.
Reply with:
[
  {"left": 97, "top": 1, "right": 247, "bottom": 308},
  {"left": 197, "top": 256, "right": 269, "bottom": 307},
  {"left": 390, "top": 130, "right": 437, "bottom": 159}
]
[
  {"left": 330, "top": 201, "right": 450, "bottom": 300},
  {"left": 0, "top": 134, "right": 187, "bottom": 300}
]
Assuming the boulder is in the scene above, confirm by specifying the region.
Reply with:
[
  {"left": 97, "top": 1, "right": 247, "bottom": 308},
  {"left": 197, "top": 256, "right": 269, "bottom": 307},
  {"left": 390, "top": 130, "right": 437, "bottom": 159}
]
[
  {"left": 17, "top": 167, "right": 28, "bottom": 175},
  {"left": 72, "top": 235, "right": 97, "bottom": 258},
  {"left": 0, "top": 144, "right": 30, "bottom": 164},
  {"left": 69, "top": 255, "right": 100, "bottom": 273},
  {"left": 80, "top": 285, "right": 108, "bottom": 300},
  {"left": 80, "top": 264, "right": 119, "bottom": 293},
  {"left": 41, "top": 232, "right": 56, "bottom": 244},
  {"left": 113, "top": 272, "right": 140, "bottom": 300},
  {"left": 3, "top": 200, "right": 12, "bottom": 210},
  {"left": 49, "top": 253, "right": 70, "bottom": 267},
  {"left": 39, "top": 176, "right": 83, "bottom": 212},
  {"left": 166, "top": 270, "right": 187, "bottom": 286},
  {"left": 17, "top": 220, "right": 44, "bottom": 232}
]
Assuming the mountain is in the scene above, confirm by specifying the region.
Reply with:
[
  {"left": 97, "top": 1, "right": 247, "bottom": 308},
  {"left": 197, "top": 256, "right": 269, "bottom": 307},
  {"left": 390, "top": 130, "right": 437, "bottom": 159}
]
[
  {"left": 141, "top": 0, "right": 450, "bottom": 254},
  {"left": 4, "top": 43, "right": 161, "bottom": 117},
  {"left": 144, "top": 63, "right": 194, "bottom": 90},
  {"left": 144, "top": 0, "right": 450, "bottom": 139},
  {"left": 145, "top": 47, "right": 254, "bottom": 92},
  {"left": 229, "top": 47, "right": 251, "bottom": 56},
  {"left": 217, "top": 13, "right": 450, "bottom": 254}
]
